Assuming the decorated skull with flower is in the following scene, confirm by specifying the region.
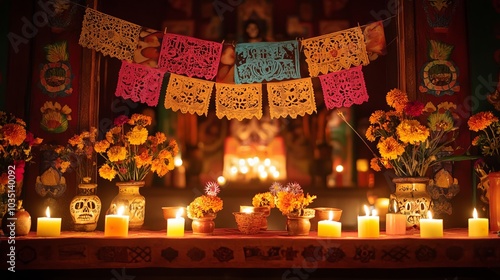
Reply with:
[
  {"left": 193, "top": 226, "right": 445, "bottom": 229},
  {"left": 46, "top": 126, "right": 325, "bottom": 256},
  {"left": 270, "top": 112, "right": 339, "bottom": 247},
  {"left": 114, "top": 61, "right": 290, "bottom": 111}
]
[
  {"left": 364, "top": 88, "right": 472, "bottom": 178},
  {"left": 186, "top": 181, "right": 224, "bottom": 219},
  {"left": 94, "top": 113, "right": 179, "bottom": 182}
]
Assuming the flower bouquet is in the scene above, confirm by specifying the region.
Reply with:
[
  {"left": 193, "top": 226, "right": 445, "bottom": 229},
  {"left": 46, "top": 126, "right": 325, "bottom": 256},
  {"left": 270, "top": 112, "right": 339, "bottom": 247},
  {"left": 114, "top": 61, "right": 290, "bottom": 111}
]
[
  {"left": 271, "top": 182, "right": 316, "bottom": 217},
  {"left": 0, "top": 111, "right": 43, "bottom": 203},
  {"left": 95, "top": 113, "right": 178, "bottom": 229},
  {"left": 187, "top": 182, "right": 223, "bottom": 235}
]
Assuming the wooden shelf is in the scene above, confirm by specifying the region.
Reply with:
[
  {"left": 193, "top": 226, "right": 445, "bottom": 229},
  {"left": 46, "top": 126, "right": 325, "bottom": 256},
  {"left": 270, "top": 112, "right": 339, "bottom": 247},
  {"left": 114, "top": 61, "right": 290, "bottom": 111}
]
[{"left": 1, "top": 228, "right": 499, "bottom": 271}]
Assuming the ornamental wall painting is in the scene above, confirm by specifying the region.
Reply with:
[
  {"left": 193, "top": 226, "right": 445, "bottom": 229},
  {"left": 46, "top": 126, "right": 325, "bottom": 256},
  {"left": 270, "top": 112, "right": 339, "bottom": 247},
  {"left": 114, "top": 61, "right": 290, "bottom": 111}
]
[
  {"left": 38, "top": 41, "right": 73, "bottom": 98},
  {"left": 423, "top": 0, "right": 458, "bottom": 33},
  {"left": 419, "top": 40, "right": 460, "bottom": 96},
  {"left": 39, "top": 101, "right": 72, "bottom": 133}
]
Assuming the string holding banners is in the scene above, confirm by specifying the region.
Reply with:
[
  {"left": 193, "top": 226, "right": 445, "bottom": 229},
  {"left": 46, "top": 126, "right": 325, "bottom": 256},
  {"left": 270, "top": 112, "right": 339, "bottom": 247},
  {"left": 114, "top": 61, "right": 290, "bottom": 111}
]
[
  {"left": 319, "top": 65, "right": 368, "bottom": 110},
  {"left": 79, "top": 8, "right": 142, "bottom": 61},
  {"left": 164, "top": 73, "right": 214, "bottom": 116},
  {"left": 115, "top": 60, "right": 167, "bottom": 107},
  {"left": 234, "top": 40, "right": 301, "bottom": 84},
  {"left": 158, "top": 33, "right": 223, "bottom": 80}
]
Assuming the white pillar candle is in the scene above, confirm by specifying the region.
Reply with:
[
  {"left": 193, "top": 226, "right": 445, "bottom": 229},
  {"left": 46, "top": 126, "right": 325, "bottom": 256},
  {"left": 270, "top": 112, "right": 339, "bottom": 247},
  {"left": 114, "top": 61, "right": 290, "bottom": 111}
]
[
  {"left": 468, "top": 208, "right": 489, "bottom": 237},
  {"left": 37, "top": 207, "right": 61, "bottom": 237},
  {"left": 357, "top": 205, "right": 379, "bottom": 238},
  {"left": 420, "top": 211, "right": 443, "bottom": 238},
  {"left": 167, "top": 208, "right": 185, "bottom": 237},
  {"left": 318, "top": 211, "right": 342, "bottom": 237},
  {"left": 104, "top": 206, "right": 129, "bottom": 237}
]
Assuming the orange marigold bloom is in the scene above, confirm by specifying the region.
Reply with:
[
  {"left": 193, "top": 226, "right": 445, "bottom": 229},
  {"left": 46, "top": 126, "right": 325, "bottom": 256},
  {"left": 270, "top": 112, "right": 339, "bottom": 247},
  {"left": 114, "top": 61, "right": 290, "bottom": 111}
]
[
  {"left": 377, "top": 137, "right": 405, "bottom": 160},
  {"left": 386, "top": 88, "right": 408, "bottom": 113},
  {"left": 370, "top": 157, "right": 382, "bottom": 171},
  {"left": 396, "top": 119, "right": 429, "bottom": 144},
  {"left": 471, "top": 136, "right": 480, "bottom": 146},
  {"left": 94, "top": 140, "right": 110, "bottom": 153},
  {"left": 98, "top": 163, "right": 117, "bottom": 181},
  {"left": 468, "top": 111, "right": 498, "bottom": 132},
  {"left": 2, "top": 123, "right": 26, "bottom": 145},
  {"left": 107, "top": 146, "right": 127, "bottom": 162},
  {"left": 127, "top": 126, "right": 148, "bottom": 145},
  {"left": 369, "top": 110, "right": 385, "bottom": 125},
  {"left": 135, "top": 150, "right": 152, "bottom": 168},
  {"left": 365, "top": 126, "right": 376, "bottom": 142}
]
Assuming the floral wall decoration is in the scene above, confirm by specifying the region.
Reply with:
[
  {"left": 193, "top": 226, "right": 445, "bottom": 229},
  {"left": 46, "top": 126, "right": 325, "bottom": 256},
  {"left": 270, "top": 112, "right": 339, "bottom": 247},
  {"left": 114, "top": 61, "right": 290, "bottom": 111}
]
[
  {"left": 38, "top": 41, "right": 73, "bottom": 98},
  {"left": 419, "top": 40, "right": 460, "bottom": 97},
  {"left": 39, "top": 101, "right": 72, "bottom": 134}
]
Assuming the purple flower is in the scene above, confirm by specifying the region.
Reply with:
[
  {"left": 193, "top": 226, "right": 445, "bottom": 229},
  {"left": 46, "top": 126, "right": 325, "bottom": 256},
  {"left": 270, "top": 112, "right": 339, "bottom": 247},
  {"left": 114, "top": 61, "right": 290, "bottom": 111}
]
[
  {"left": 204, "top": 181, "right": 220, "bottom": 196},
  {"left": 269, "top": 182, "right": 283, "bottom": 196},
  {"left": 286, "top": 182, "right": 303, "bottom": 194}
]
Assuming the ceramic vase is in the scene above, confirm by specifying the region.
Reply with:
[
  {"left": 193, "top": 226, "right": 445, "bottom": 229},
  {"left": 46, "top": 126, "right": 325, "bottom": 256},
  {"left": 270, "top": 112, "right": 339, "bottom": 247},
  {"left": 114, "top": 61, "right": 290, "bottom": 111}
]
[
  {"left": 109, "top": 181, "right": 146, "bottom": 230},
  {"left": 69, "top": 183, "right": 101, "bottom": 231},
  {"left": 390, "top": 177, "right": 431, "bottom": 230}
]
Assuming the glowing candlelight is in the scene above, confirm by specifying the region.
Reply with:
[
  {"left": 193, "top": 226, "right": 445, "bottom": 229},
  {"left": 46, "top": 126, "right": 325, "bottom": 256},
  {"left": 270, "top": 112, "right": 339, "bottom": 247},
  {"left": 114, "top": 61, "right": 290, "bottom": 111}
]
[
  {"left": 468, "top": 208, "right": 489, "bottom": 237},
  {"left": 104, "top": 206, "right": 129, "bottom": 237},
  {"left": 37, "top": 207, "right": 61, "bottom": 237},
  {"left": 420, "top": 211, "right": 443, "bottom": 238},
  {"left": 357, "top": 205, "right": 379, "bottom": 237},
  {"left": 318, "top": 211, "right": 342, "bottom": 237},
  {"left": 167, "top": 208, "right": 185, "bottom": 237}
]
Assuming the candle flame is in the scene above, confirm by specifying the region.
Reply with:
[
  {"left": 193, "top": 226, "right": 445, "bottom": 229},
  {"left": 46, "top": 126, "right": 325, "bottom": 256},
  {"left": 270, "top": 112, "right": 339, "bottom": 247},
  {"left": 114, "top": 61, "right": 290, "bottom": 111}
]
[
  {"left": 364, "top": 205, "right": 369, "bottom": 216},
  {"left": 241, "top": 206, "right": 253, "bottom": 213},
  {"left": 176, "top": 208, "right": 184, "bottom": 218},
  {"left": 45, "top": 206, "right": 51, "bottom": 218},
  {"left": 372, "top": 209, "right": 378, "bottom": 216},
  {"left": 328, "top": 211, "right": 333, "bottom": 221},
  {"left": 473, "top": 208, "right": 478, "bottom": 219},
  {"left": 117, "top": 205, "right": 125, "bottom": 216},
  {"left": 427, "top": 210, "right": 433, "bottom": 220},
  {"left": 393, "top": 201, "right": 398, "bottom": 213}
]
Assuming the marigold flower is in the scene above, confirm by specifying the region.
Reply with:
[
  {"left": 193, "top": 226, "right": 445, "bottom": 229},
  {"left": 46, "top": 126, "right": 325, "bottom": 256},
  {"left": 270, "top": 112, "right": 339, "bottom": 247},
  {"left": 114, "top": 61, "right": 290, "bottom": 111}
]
[
  {"left": 107, "top": 146, "right": 127, "bottom": 162},
  {"left": 468, "top": 111, "right": 498, "bottom": 132},
  {"left": 386, "top": 88, "right": 408, "bottom": 113},
  {"left": 98, "top": 164, "right": 117, "bottom": 181},
  {"left": 2, "top": 123, "right": 26, "bottom": 146},
  {"left": 127, "top": 126, "right": 148, "bottom": 145},
  {"left": 396, "top": 119, "right": 430, "bottom": 144},
  {"left": 377, "top": 137, "right": 405, "bottom": 160}
]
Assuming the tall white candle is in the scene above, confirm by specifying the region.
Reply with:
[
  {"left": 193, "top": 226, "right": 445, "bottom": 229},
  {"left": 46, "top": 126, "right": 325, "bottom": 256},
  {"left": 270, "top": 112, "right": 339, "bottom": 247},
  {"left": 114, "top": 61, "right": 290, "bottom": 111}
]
[
  {"left": 37, "top": 206, "right": 61, "bottom": 237},
  {"left": 420, "top": 211, "right": 443, "bottom": 238},
  {"left": 167, "top": 208, "right": 185, "bottom": 237},
  {"left": 358, "top": 205, "right": 379, "bottom": 238},
  {"left": 468, "top": 208, "right": 489, "bottom": 237}
]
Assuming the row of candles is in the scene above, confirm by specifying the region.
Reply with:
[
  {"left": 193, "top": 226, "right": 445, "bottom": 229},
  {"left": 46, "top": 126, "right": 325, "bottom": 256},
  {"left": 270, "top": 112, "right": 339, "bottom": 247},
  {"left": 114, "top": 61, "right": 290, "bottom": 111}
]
[{"left": 35, "top": 205, "right": 489, "bottom": 238}]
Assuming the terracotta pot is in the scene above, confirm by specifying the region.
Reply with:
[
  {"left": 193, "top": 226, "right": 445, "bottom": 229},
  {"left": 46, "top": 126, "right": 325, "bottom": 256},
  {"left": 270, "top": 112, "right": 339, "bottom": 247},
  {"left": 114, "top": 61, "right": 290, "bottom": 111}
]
[
  {"left": 488, "top": 172, "right": 500, "bottom": 232},
  {"left": 253, "top": 206, "right": 271, "bottom": 230},
  {"left": 286, "top": 208, "right": 315, "bottom": 236},
  {"left": 390, "top": 177, "right": 431, "bottom": 230},
  {"left": 1, "top": 203, "right": 31, "bottom": 236},
  {"left": 191, "top": 214, "right": 216, "bottom": 235}
]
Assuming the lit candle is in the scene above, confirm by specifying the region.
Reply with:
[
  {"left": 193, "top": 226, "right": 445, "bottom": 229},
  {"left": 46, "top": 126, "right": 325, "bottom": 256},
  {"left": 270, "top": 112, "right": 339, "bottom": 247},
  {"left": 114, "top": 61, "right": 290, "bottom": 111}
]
[
  {"left": 318, "top": 211, "right": 342, "bottom": 237},
  {"left": 357, "top": 205, "right": 379, "bottom": 238},
  {"left": 240, "top": 206, "right": 254, "bottom": 213},
  {"left": 37, "top": 206, "right": 61, "bottom": 237},
  {"left": 167, "top": 208, "right": 185, "bottom": 237},
  {"left": 375, "top": 198, "right": 390, "bottom": 222},
  {"left": 104, "top": 206, "right": 129, "bottom": 237},
  {"left": 420, "top": 211, "right": 443, "bottom": 238},
  {"left": 468, "top": 208, "right": 489, "bottom": 237},
  {"left": 386, "top": 201, "right": 406, "bottom": 235}
]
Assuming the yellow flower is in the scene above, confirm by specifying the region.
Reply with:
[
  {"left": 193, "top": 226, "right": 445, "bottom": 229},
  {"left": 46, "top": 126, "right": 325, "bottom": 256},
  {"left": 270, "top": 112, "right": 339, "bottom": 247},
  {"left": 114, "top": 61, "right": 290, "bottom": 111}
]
[
  {"left": 127, "top": 126, "right": 148, "bottom": 145},
  {"left": 98, "top": 163, "right": 117, "bottom": 181},
  {"left": 107, "top": 146, "right": 127, "bottom": 162},
  {"left": 252, "top": 192, "right": 275, "bottom": 208},
  {"left": 94, "top": 140, "right": 110, "bottom": 153},
  {"left": 396, "top": 119, "right": 429, "bottom": 144},
  {"left": 369, "top": 110, "right": 385, "bottom": 125},
  {"left": 377, "top": 137, "right": 405, "bottom": 160}
]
